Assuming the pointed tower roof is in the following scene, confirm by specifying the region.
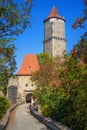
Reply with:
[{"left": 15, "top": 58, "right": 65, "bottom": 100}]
[
  {"left": 48, "top": 6, "right": 61, "bottom": 19},
  {"left": 44, "top": 6, "right": 65, "bottom": 22},
  {"left": 17, "top": 54, "right": 39, "bottom": 76}
]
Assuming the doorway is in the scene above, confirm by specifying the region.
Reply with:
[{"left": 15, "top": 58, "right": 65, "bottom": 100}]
[{"left": 26, "top": 93, "right": 33, "bottom": 103}]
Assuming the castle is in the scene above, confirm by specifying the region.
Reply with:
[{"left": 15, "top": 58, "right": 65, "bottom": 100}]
[{"left": 7, "top": 6, "right": 66, "bottom": 104}]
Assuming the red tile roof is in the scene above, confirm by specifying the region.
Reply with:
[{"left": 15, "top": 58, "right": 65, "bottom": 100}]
[
  {"left": 17, "top": 54, "right": 39, "bottom": 76},
  {"left": 44, "top": 6, "right": 64, "bottom": 22},
  {"left": 48, "top": 6, "right": 61, "bottom": 19}
]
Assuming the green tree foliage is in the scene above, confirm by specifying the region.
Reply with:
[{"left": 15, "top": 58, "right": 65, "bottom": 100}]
[
  {"left": 0, "top": 96, "right": 11, "bottom": 120},
  {"left": 72, "top": 0, "right": 87, "bottom": 63},
  {"left": 71, "top": 33, "right": 87, "bottom": 64},
  {"left": 0, "top": 0, "right": 32, "bottom": 95},
  {"left": 0, "top": 39, "right": 16, "bottom": 95},
  {"left": 32, "top": 55, "right": 87, "bottom": 130},
  {"left": 0, "top": 0, "right": 32, "bottom": 38},
  {"left": 72, "top": 0, "right": 87, "bottom": 29},
  {"left": 59, "top": 57, "right": 87, "bottom": 129},
  {"left": 35, "top": 86, "right": 70, "bottom": 121},
  {"left": 31, "top": 55, "right": 63, "bottom": 89},
  {"left": 37, "top": 53, "right": 52, "bottom": 65}
]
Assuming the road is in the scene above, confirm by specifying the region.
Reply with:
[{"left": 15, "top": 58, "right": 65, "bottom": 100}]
[{"left": 6, "top": 104, "right": 50, "bottom": 130}]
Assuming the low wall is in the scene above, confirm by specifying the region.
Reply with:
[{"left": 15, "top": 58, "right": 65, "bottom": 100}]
[
  {"left": 0, "top": 103, "right": 19, "bottom": 130},
  {"left": 30, "top": 108, "right": 72, "bottom": 130}
]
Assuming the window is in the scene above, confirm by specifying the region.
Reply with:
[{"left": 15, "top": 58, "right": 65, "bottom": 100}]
[{"left": 26, "top": 83, "right": 28, "bottom": 87}]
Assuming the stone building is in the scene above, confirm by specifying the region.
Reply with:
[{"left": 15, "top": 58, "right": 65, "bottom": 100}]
[
  {"left": 7, "top": 6, "right": 66, "bottom": 104},
  {"left": 44, "top": 6, "right": 66, "bottom": 58},
  {"left": 8, "top": 54, "right": 39, "bottom": 104}
]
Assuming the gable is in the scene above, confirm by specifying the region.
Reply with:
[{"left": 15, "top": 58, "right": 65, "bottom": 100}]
[{"left": 17, "top": 54, "right": 39, "bottom": 76}]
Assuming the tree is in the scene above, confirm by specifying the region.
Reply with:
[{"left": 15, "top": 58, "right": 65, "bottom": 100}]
[
  {"left": 58, "top": 56, "right": 87, "bottom": 130},
  {"left": 72, "top": 0, "right": 87, "bottom": 64},
  {"left": 0, "top": 0, "right": 32, "bottom": 38},
  {"left": 31, "top": 59, "right": 54, "bottom": 88},
  {"left": 31, "top": 55, "right": 64, "bottom": 90},
  {"left": 0, "top": 39, "right": 16, "bottom": 95},
  {"left": 0, "top": 0, "right": 32, "bottom": 95},
  {"left": 71, "top": 33, "right": 87, "bottom": 63},
  {"left": 72, "top": 0, "right": 87, "bottom": 29},
  {"left": 37, "top": 53, "right": 52, "bottom": 65},
  {"left": 32, "top": 54, "right": 87, "bottom": 129}
]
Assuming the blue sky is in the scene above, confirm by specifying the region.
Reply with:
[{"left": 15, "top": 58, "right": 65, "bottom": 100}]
[{"left": 15, "top": 0, "right": 85, "bottom": 73}]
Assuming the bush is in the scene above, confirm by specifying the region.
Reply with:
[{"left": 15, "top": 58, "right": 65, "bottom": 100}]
[
  {"left": 41, "top": 88, "right": 70, "bottom": 121},
  {"left": 0, "top": 96, "right": 11, "bottom": 119},
  {"left": 32, "top": 56, "right": 87, "bottom": 130}
]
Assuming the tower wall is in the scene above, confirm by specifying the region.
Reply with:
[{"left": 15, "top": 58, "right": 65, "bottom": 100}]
[{"left": 44, "top": 12, "right": 66, "bottom": 58}]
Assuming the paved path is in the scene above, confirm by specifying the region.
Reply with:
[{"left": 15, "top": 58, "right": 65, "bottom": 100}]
[{"left": 6, "top": 104, "right": 50, "bottom": 130}]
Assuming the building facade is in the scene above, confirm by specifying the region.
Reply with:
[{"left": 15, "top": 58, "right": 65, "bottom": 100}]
[{"left": 8, "top": 54, "right": 39, "bottom": 104}]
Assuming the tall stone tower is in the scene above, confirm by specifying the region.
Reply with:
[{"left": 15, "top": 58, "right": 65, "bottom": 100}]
[{"left": 43, "top": 6, "right": 66, "bottom": 58}]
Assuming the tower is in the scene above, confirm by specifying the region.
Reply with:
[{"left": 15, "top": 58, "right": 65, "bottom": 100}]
[{"left": 43, "top": 6, "right": 66, "bottom": 58}]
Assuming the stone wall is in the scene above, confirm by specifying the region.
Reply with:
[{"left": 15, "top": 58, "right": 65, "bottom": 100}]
[
  {"left": 44, "top": 17, "right": 66, "bottom": 58},
  {"left": 7, "top": 75, "right": 36, "bottom": 103},
  {"left": 17, "top": 76, "right": 36, "bottom": 102},
  {"left": 0, "top": 104, "right": 19, "bottom": 130},
  {"left": 30, "top": 108, "right": 72, "bottom": 130}
]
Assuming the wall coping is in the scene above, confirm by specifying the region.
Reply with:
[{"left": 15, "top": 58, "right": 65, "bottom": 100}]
[
  {"left": 30, "top": 108, "right": 72, "bottom": 130},
  {"left": 0, "top": 103, "right": 20, "bottom": 130},
  {"left": 0, "top": 104, "right": 72, "bottom": 130}
]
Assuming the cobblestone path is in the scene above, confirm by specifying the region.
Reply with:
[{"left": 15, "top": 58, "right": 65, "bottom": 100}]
[{"left": 6, "top": 104, "right": 50, "bottom": 130}]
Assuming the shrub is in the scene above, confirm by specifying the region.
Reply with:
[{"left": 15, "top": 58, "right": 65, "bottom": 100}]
[{"left": 0, "top": 96, "right": 11, "bottom": 119}]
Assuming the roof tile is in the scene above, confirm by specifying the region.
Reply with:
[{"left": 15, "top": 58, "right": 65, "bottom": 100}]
[
  {"left": 44, "top": 6, "right": 65, "bottom": 22},
  {"left": 17, "top": 54, "right": 39, "bottom": 76},
  {"left": 48, "top": 6, "right": 61, "bottom": 19}
]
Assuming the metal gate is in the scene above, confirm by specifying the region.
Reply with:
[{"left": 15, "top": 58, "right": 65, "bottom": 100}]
[{"left": 8, "top": 86, "right": 17, "bottom": 104}]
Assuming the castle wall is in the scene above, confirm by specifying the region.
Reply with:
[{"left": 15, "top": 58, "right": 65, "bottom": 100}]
[
  {"left": 17, "top": 76, "right": 36, "bottom": 102},
  {"left": 7, "top": 76, "right": 36, "bottom": 103}
]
